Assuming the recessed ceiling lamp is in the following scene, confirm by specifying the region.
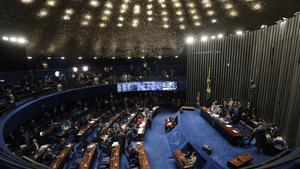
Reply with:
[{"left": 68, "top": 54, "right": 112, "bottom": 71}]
[
  {"left": 90, "top": 0, "right": 100, "bottom": 7},
  {"left": 37, "top": 9, "right": 48, "bottom": 17},
  {"left": 20, "top": 0, "right": 34, "bottom": 4},
  {"left": 47, "top": 0, "right": 56, "bottom": 7},
  {"left": 186, "top": 36, "right": 194, "bottom": 44}
]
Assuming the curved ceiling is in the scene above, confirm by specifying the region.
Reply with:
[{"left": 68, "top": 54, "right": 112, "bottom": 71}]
[{"left": 0, "top": 0, "right": 300, "bottom": 59}]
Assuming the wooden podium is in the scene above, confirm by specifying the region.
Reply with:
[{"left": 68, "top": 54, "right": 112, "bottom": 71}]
[{"left": 227, "top": 154, "right": 252, "bottom": 169}]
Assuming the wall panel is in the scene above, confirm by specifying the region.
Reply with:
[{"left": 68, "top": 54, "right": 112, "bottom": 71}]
[{"left": 187, "top": 15, "right": 300, "bottom": 147}]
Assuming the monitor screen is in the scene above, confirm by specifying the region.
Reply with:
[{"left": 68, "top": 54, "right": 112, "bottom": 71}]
[{"left": 117, "top": 81, "right": 177, "bottom": 92}]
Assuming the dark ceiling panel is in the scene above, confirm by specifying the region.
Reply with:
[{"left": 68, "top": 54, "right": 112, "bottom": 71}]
[{"left": 0, "top": 0, "right": 300, "bottom": 59}]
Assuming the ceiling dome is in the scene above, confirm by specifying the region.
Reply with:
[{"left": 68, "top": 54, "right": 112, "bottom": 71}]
[{"left": 1, "top": 0, "right": 300, "bottom": 58}]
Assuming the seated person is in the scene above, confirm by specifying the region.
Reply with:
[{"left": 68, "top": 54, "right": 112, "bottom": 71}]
[
  {"left": 165, "top": 116, "right": 176, "bottom": 133},
  {"left": 41, "top": 148, "right": 56, "bottom": 165},
  {"left": 186, "top": 152, "right": 197, "bottom": 167}
]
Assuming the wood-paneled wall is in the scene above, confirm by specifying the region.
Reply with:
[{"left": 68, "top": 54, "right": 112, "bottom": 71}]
[{"left": 187, "top": 15, "right": 300, "bottom": 147}]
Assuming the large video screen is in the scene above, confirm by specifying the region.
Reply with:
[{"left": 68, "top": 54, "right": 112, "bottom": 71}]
[{"left": 117, "top": 81, "right": 177, "bottom": 92}]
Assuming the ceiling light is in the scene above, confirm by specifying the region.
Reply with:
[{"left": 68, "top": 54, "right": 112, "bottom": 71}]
[
  {"left": 90, "top": 0, "right": 100, "bottom": 7},
  {"left": 78, "top": 56, "right": 82, "bottom": 60},
  {"left": 10, "top": 37, "right": 17, "bottom": 42},
  {"left": 65, "top": 9, "right": 74, "bottom": 15},
  {"left": 99, "top": 23, "right": 106, "bottom": 27},
  {"left": 60, "top": 57, "right": 65, "bottom": 60},
  {"left": 105, "top": 1, "right": 113, "bottom": 9},
  {"left": 27, "top": 56, "right": 32, "bottom": 60},
  {"left": 260, "top": 24, "right": 267, "bottom": 29},
  {"left": 148, "top": 17, "right": 153, "bottom": 21},
  {"left": 201, "top": 36, "right": 208, "bottom": 42},
  {"left": 252, "top": 2, "right": 262, "bottom": 10},
  {"left": 20, "top": 0, "right": 34, "bottom": 4},
  {"left": 211, "top": 19, "right": 217, "bottom": 23},
  {"left": 47, "top": 57, "right": 52, "bottom": 60},
  {"left": 127, "top": 56, "right": 131, "bottom": 59},
  {"left": 147, "top": 4, "right": 153, "bottom": 9},
  {"left": 117, "top": 23, "right": 123, "bottom": 27},
  {"left": 211, "top": 35, "right": 216, "bottom": 39},
  {"left": 207, "top": 10, "right": 215, "bottom": 16},
  {"left": 37, "top": 9, "right": 48, "bottom": 17},
  {"left": 81, "top": 21, "right": 89, "bottom": 26},
  {"left": 175, "top": 55, "right": 178, "bottom": 58},
  {"left": 236, "top": 30, "right": 243, "bottom": 35},
  {"left": 186, "top": 36, "right": 194, "bottom": 44},
  {"left": 158, "top": 56, "right": 162, "bottom": 59},
  {"left": 163, "top": 24, "right": 169, "bottom": 29},
  {"left": 55, "top": 71, "right": 60, "bottom": 77},
  {"left": 217, "top": 33, "right": 224, "bottom": 39},
  {"left": 112, "top": 56, "right": 116, "bottom": 59},
  {"left": 82, "top": 66, "right": 89, "bottom": 72},
  {"left": 118, "top": 16, "right": 124, "bottom": 21},
  {"left": 84, "top": 14, "right": 92, "bottom": 20},
  {"left": 73, "top": 67, "right": 78, "bottom": 72},
  {"left": 47, "top": 0, "right": 56, "bottom": 6},
  {"left": 133, "top": 4, "right": 140, "bottom": 14},
  {"left": 179, "top": 25, "right": 186, "bottom": 29},
  {"left": 17, "top": 37, "right": 27, "bottom": 44},
  {"left": 194, "top": 22, "right": 201, "bottom": 26},
  {"left": 93, "top": 57, "right": 98, "bottom": 59},
  {"left": 2, "top": 36, "right": 9, "bottom": 41},
  {"left": 63, "top": 15, "right": 70, "bottom": 20},
  {"left": 141, "top": 56, "right": 145, "bottom": 59},
  {"left": 229, "top": 10, "right": 238, "bottom": 17}
]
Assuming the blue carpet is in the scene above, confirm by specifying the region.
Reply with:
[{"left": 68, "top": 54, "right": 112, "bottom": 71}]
[
  {"left": 179, "top": 109, "right": 270, "bottom": 169},
  {"left": 143, "top": 109, "right": 177, "bottom": 169}
]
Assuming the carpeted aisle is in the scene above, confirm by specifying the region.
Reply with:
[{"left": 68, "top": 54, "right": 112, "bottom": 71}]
[{"left": 143, "top": 109, "right": 177, "bottom": 169}]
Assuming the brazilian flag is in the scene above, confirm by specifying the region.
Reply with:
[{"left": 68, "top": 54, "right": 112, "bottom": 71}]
[{"left": 206, "top": 67, "right": 212, "bottom": 104}]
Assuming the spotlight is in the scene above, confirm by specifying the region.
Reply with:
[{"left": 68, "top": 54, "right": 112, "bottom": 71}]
[
  {"left": 27, "top": 56, "right": 32, "bottom": 60},
  {"left": 82, "top": 66, "right": 89, "bottom": 72},
  {"left": 10, "top": 37, "right": 17, "bottom": 42},
  {"left": 61, "top": 57, "right": 65, "bottom": 60},
  {"left": 217, "top": 33, "right": 224, "bottom": 39},
  {"left": 236, "top": 30, "right": 243, "bottom": 36},
  {"left": 2, "top": 36, "right": 9, "bottom": 41},
  {"left": 112, "top": 56, "right": 116, "bottom": 59},
  {"left": 17, "top": 37, "right": 27, "bottom": 44},
  {"left": 78, "top": 56, "right": 82, "bottom": 60},
  {"left": 158, "top": 55, "right": 162, "bottom": 59},
  {"left": 93, "top": 57, "right": 98, "bottom": 60},
  {"left": 260, "top": 24, "right": 267, "bottom": 29},
  {"left": 211, "top": 35, "right": 216, "bottom": 39},
  {"left": 141, "top": 56, "right": 145, "bottom": 59},
  {"left": 201, "top": 36, "right": 208, "bottom": 42},
  {"left": 47, "top": 57, "right": 52, "bottom": 60},
  {"left": 55, "top": 71, "right": 60, "bottom": 77},
  {"left": 175, "top": 55, "right": 179, "bottom": 58},
  {"left": 186, "top": 36, "right": 194, "bottom": 44},
  {"left": 73, "top": 67, "right": 78, "bottom": 72},
  {"left": 127, "top": 56, "right": 131, "bottom": 60}
]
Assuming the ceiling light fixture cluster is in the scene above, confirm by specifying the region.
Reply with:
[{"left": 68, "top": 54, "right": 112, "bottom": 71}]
[{"left": 2, "top": 35, "right": 28, "bottom": 44}]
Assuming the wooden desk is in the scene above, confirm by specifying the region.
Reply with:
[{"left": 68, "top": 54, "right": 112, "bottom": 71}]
[
  {"left": 109, "top": 145, "right": 120, "bottom": 169},
  {"left": 136, "top": 142, "right": 151, "bottom": 169},
  {"left": 100, "top": 112, "right": 123, "bottom": 135},
  {"left": 79, "top": 143, "right": 97, "bottom": 169},
  {"left": 200, "top": 107, "right": 243, "bottom": 145},
  {"left": 77, "top": 118, "right": 100, "bottom": 137},
  {"left": 40, "top": 124, "right": 56, "bottom": 137},
  {"left": 227, "top": 154, "right": 252, "bottom": 169},
  {"left": 49, "top": 144, "right": 73, "bottom": 169},
  {"left": 181, "top": 106, "right": 195, "bottom": 111},
  {"left": 173, "top": 150, "right": 193, "bottom": 169},
  {"left": 31, "top": 144, "right": 51, "bottom": 162}
]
